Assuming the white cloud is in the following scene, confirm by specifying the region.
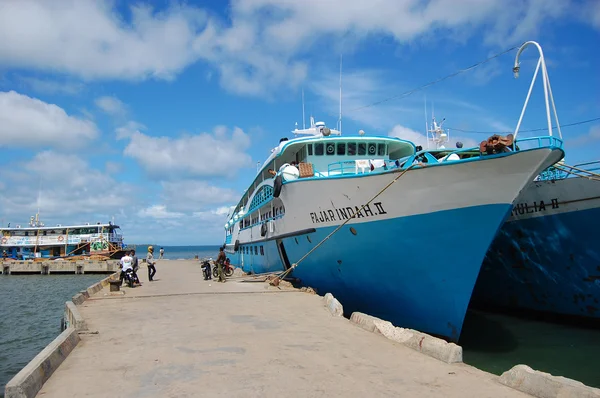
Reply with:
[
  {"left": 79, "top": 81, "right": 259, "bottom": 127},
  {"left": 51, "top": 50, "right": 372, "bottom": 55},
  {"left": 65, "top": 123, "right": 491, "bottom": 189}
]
[
  {"left": 17, "top": 76, "right": 84, "bottom": 95},
  {"left": 311, "top": 69, "right": 420, "bottom": 130},
  {"left": 0, "top": 151, "right": 132, "bottom": 223},
  {"left": 0, "top": 90, "right": 98, "bottom": 148},
  {"left": 105, "top": 161, "right": 123, "bottom": 174},
  {"left": 124, "top": 126, "right": 253, "bottom": 178},
  {"left": 137, "top": 205, "right": 184, "bottom": 219},
  {"left": 0, "top": 1, "right": 208, "bottom": 81},
  {"left": 161, "top": 180, "right": 239, "bottom": 212},
  {"left": 116, "top": 121, "right": 146, "bottom": 140},
  {"left": 389, "top": 123, "right": 478, "bottom": 149},
  {"left": 0, "top": 0, "right": 592, "bottom": 97},
  {"left": 95, "top": 96, "right": 128, "bottom": 118},
  {"left": 569, "top": 124, "right": 600, "bottom": 147}
]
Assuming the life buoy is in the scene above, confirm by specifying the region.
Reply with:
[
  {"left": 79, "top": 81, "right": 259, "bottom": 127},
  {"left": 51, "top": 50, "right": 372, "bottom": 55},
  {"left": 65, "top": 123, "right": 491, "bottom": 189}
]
[
  {"left": 57, "top": 235, "right": 65, "bottom": 242},
  {"left": 273, "top": 175, "right": 283, "bottom": 198},
  {"left": 260, "top": 223, "right": 267, "bottom": 237},
  {"left": 234, "top": 240, "right": 240, "bottom": 252},
  {"left": 1, "top": 237, "right": 7, "bottom": 244}
]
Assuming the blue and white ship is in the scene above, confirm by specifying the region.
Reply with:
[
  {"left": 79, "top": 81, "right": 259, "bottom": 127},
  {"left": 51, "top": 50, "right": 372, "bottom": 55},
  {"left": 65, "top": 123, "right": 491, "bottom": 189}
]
[
  {"left": 472, "top": 161, "right": 600, "bottom": 319},
  {"left": 222, "top": 42, "right": 565, "bottom": 341},
  {"left": 469, "top": 41, "right": 600, "bottom": 320}
]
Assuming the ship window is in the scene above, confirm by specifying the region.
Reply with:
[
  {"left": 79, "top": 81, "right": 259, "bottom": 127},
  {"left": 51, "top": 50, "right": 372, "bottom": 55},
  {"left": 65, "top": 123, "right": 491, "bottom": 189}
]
[
  {"left": 368, "top": 143, "right": 377, "bottom": 156},
  {"left": 337, "top": 143, "right": 346, "bottom": 155},
  {"left": 378, "top": 143, "right": 386, "bottom": 156},
  {"left": 347, "top": 142, "right": 356, "bottom": 155},
  {"left": 315, "top": 143, "right": 324, "bottom": 156},
  {"left": 326, "top": 142, "right": 335, "bottom": 156},
  {"left": 358, "top": 143, "right": 366, "bottom": 155},
  {"left": 25, "top": 232, "right": 29, "bottom": 236},
  {"left": 254, "top": 246, "right": 258, "bottom": 255},
  {"left": 307, "top": 144, "right": 313, "bottom": 155},
  {"left": 260, "top": 246, "right": 264, "bottom": 255}
]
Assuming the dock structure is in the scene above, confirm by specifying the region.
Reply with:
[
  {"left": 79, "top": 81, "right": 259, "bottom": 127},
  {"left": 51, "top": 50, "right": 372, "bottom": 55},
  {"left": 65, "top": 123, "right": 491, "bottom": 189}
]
[
  {"left": 1, "top": 259, "right": 119, "bottom": 275},
  {"left": 6, "top": 260, "right": 599, "bottom": 398}
]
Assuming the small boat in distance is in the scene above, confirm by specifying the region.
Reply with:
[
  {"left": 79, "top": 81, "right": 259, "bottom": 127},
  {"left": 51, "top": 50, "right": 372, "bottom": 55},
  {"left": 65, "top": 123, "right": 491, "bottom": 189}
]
[{"left": 0, "top": 213, "right": 126, "bottom": 260}]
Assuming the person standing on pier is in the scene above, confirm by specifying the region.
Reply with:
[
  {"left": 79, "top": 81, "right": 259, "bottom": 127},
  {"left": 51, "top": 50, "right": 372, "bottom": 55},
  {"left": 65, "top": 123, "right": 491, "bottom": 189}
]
[
  {"left": 131, "top": 249, "right": 141, "bottom": 285},
  {"left": 216, "top": 246, "right": 226, "bottom": 283},
  {"left": 147, "top": 246, "right": 157, "bottom": 281}
]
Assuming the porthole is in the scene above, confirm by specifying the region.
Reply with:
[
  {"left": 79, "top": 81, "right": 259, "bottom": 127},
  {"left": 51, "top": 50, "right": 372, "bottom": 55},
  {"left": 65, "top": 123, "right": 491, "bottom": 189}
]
[
  {"left": 326, "top": 143, "right": 335, "bottom": 155},
  {"left": 368, "top": 143, "right": 376, "bottom": 155}
]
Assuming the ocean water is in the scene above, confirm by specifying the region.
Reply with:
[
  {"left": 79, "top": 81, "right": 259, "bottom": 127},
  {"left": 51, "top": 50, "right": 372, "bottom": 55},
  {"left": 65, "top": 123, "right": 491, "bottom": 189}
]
[
  {"left": 460, "top": 309, "right": 600, "bottom": 388},
  {"left": 0, "top": 274, "right": 105, "bottom": 396},
  {"left": 129, "top": 245, "right": 221, "bottom": 260}
]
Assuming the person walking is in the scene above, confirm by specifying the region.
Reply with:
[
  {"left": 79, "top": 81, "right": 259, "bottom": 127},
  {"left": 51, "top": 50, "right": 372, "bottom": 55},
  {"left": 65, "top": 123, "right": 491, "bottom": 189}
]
[
  {"left": 216, "top": 246, "right": 226, "bottom": 283},
  {"left": 159, "top": 247, "right": 164, "bottom": 259},
  {"left": 147, "top": 246, "right": 157, "bottom": 281}
]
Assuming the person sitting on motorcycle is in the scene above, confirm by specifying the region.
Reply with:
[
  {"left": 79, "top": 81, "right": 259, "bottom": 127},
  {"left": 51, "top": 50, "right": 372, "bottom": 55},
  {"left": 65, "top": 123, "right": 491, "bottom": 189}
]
[{"left": 119, "top": 251, "right": 136, "bottom": 286}]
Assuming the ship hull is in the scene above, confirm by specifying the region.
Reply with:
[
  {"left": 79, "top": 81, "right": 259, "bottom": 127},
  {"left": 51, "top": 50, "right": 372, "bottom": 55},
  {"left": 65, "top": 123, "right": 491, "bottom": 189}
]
[
  {"left": 227, "top": 147, "right": 563, "bottom": 341},
  {"left": 472, "top": 177, "right": 600, "bottom": 319}
]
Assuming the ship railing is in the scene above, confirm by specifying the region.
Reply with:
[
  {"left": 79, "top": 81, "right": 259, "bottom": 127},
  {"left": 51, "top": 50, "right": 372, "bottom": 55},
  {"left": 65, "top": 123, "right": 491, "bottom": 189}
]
[
  {"left": 513, "top": 135, "right": 564, "bottom": 151},
  {"left": 549, "top": 161, "right": 600, "bottom": 181},
  {"left": 225, "top": 235, "right": 233, "bottom": 244}
]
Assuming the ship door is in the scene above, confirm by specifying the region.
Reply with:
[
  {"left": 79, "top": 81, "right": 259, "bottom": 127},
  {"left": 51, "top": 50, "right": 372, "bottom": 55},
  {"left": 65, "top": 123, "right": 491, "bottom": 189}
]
[{"left": 277, "top": 239, "right": 292, "bottom": 270}]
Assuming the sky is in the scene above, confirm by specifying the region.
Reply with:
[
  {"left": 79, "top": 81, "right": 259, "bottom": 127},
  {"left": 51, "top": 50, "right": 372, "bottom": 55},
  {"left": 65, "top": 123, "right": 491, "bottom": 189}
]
[{"left": 0, "top": 0, "right": 599, "bottom": 245}]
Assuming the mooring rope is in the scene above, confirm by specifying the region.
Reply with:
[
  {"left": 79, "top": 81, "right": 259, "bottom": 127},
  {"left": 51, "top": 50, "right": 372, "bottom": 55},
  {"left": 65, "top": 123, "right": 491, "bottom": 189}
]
[{"left": 273, "top": 163, "right": 420, "bottom": 280}]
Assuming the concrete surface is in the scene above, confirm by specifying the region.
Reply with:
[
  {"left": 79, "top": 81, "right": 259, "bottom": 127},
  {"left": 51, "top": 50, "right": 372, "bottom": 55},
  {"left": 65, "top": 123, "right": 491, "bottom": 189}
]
[
  {"left": 4, "top": 328, "right": 80, "bottom": 398},
  {"left": 37, "top": 260, "right": 532, "bottom": 398},
  {"left": 64, "top": 301, "right": 87, "bottom": 331},
  {"left": 1, "top": 260, "right": 119, "bottom": 274},
  {"left": 499, "top": 365, "right": 600, "bottom": 398}
]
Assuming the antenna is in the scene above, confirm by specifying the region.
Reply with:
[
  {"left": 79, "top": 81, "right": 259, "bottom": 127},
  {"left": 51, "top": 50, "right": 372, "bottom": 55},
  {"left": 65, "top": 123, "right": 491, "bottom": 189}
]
[
  {"left": 424, "top": 95, "right": 429, "bottom": 149},
  {"left": 36, "top": 176, "right": 42, "bottom": 224},
  {"left": 338, "top": 54, "right": 343, "bottom": 134},
  {"left": 302, "top": 88, "right": 306, "bottom": 130}
]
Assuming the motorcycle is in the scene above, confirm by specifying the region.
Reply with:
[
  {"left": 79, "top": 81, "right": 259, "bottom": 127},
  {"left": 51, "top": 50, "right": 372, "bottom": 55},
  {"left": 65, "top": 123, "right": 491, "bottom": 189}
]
[
  {"left": 201, "top": 259, "right": 212, "bottom": 280},
  {"left": 121, "top": 268, "right": 136, "bottom": 288},
  {"left": 213, "top": 259, "right": 234, "bottom": 278}
]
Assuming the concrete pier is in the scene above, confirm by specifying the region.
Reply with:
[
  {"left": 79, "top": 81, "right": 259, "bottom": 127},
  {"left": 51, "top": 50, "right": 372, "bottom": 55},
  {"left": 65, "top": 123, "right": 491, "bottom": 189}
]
[
  {"left": 1, "top": 259, "right": 119, "bottom": 275},
  {"left": 8, "top": 260, "right": 599, "bottom": 398}
]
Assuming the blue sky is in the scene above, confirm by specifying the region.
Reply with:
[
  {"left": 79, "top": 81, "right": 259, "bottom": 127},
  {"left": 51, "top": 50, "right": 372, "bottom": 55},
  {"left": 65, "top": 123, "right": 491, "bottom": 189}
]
[{"left": 0, "top": 0, "right": 599, "bottom": 245}]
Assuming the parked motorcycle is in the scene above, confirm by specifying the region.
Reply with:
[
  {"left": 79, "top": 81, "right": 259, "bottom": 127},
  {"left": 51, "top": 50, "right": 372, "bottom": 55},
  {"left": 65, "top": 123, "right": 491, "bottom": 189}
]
[
  {"left": 201, "top": 259, "right": 212, "bottom": 280},
  {"left": 213, "top": 259, "right": 234, "bottom": 278}
]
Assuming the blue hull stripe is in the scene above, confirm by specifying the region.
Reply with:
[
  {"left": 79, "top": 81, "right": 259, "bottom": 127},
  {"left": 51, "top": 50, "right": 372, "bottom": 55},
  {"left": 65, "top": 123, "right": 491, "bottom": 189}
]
[
  {"left": 229, "top": 203, "right": 512, "bottom": 341},
  {"left": 473, "top": 207, "right": 600, "bottom": 318}
]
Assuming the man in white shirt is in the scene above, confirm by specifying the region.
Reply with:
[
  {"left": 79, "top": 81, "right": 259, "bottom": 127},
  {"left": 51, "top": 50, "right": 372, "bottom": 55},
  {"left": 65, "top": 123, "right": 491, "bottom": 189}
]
[{"left": 119, "top": 251, "right": 134, "bottom": 286}]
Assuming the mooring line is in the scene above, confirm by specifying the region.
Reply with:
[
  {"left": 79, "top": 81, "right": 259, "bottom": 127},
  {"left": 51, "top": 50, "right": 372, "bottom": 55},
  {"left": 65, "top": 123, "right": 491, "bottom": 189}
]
[{"left": 275, "top": 163, "right": 420, "bottom": 279}]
